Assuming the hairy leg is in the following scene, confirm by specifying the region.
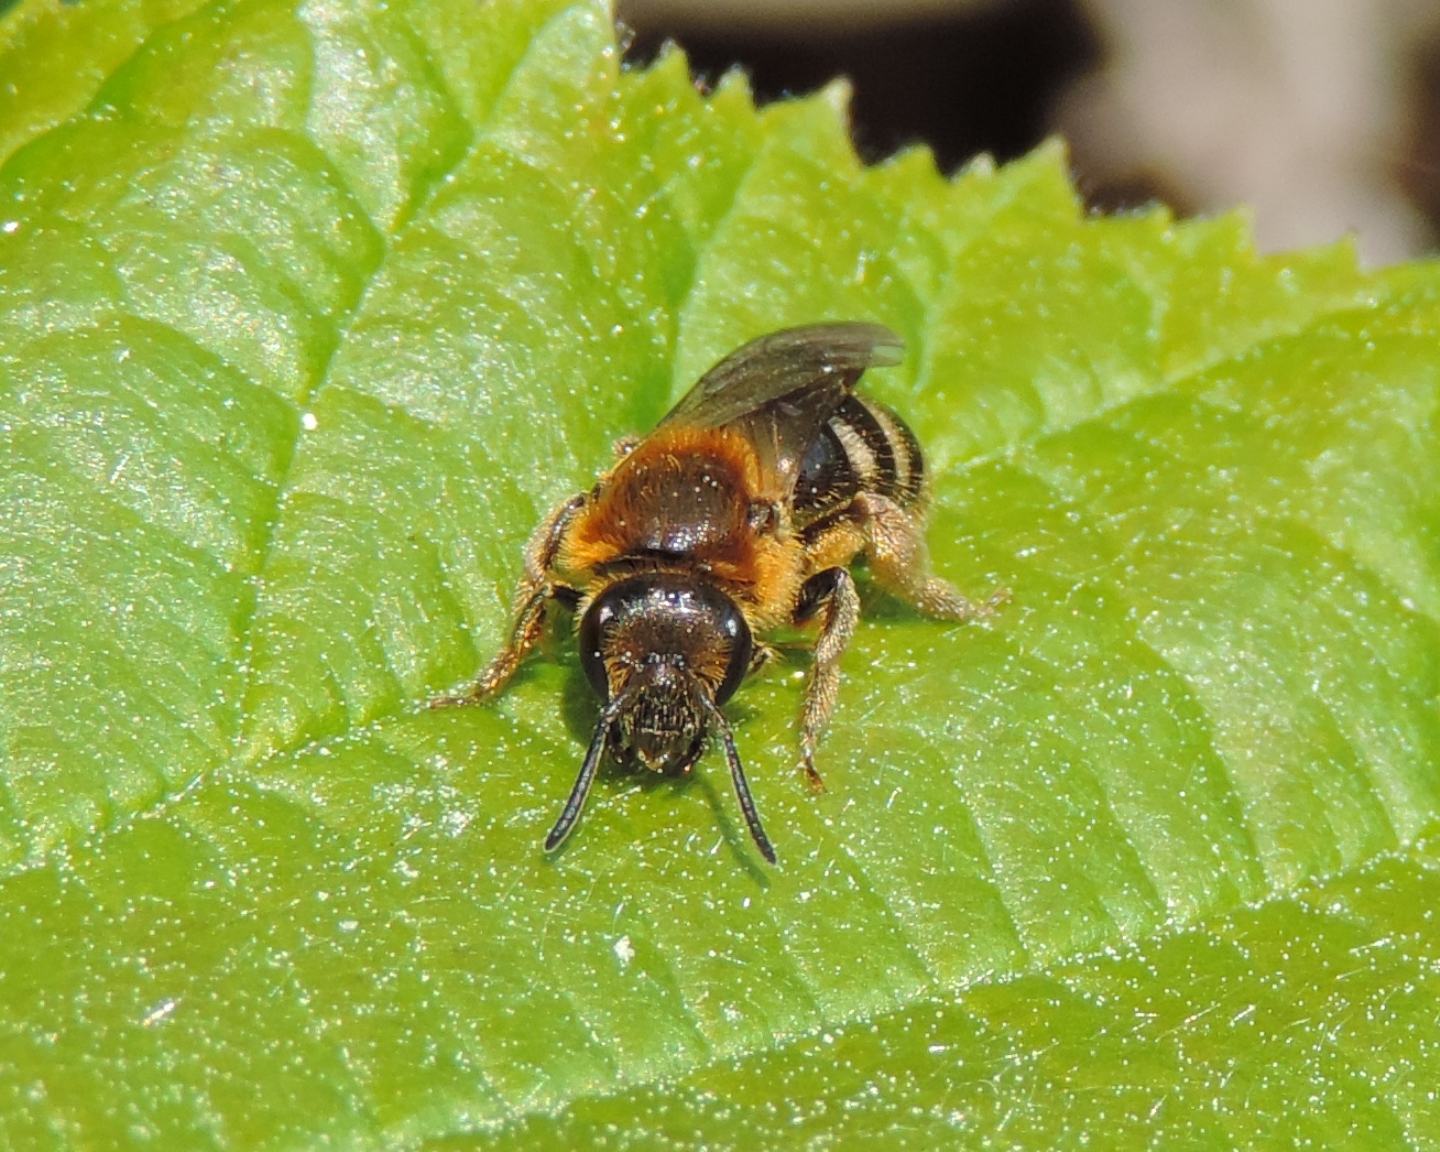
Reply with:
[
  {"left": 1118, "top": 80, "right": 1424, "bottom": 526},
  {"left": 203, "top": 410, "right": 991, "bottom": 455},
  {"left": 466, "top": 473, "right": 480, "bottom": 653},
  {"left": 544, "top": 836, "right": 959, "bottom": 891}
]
[
  {"left": 793, "top": 566, "right": 861, "bottom": 791},
  {"left": 855, "top": 492, "right": 1008, "bottom": 620},
  {"left": 430, "top": 492, "right": 585, "bottom": 707}
]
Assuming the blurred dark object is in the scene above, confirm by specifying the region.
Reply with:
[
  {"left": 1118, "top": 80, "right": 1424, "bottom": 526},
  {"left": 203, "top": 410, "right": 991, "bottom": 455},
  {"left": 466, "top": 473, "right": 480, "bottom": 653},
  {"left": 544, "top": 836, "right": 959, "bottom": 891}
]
[
  {"left": 624, "top": 0, "right": 1097, "bottom": 175},
  {"left": 1401, "top": 23, "right": 1440, "bottom": 241},
  {"left": 620, "top": 0, "right": 1440, "bottom": 265}
]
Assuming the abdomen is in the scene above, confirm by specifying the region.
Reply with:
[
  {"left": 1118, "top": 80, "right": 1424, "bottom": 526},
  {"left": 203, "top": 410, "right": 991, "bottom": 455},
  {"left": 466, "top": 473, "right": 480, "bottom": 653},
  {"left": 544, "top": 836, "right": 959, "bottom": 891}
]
[{"left": 793, "top": 396, "right": 925, "bottom": 525}]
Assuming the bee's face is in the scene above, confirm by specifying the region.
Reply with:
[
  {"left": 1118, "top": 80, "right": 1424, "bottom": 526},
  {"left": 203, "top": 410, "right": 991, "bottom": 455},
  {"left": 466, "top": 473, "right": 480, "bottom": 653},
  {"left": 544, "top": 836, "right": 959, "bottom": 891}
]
[
  {"left": 578, "top": 574, "right": 752, "bottom": 774},
  {"left": 608, "top": 659, "right": 706, "bottom": 774}
]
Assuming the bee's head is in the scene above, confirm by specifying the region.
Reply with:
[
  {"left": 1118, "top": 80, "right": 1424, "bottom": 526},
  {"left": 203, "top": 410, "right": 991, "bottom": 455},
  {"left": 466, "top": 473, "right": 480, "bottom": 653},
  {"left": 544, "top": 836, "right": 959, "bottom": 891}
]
[
  {"left": 543, "top": 572, "right": 775, "bottom": 863},
  {"left": 578, "top": 574, "right": 751, "bottom": 773}
]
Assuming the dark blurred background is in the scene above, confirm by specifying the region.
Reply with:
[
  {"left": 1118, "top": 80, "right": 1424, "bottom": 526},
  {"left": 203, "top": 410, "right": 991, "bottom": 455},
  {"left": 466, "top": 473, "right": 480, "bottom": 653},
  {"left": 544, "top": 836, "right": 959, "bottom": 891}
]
[{"left": 620, "top": 0, "right": 1440, "bottom": 267}]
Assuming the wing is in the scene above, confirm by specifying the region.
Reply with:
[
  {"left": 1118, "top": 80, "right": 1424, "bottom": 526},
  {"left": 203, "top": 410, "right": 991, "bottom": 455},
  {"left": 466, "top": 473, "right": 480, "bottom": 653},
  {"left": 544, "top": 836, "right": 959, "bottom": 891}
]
[{"left": 657, "top": 323, "right": 904, "bottom": 496}]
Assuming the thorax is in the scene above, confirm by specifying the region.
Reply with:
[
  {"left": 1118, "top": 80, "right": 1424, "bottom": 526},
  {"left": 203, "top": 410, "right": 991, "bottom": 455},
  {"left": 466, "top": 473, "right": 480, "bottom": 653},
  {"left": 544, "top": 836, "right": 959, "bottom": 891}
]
[{"left": 561, "top": 427, "right": 801, "bottom": 626}]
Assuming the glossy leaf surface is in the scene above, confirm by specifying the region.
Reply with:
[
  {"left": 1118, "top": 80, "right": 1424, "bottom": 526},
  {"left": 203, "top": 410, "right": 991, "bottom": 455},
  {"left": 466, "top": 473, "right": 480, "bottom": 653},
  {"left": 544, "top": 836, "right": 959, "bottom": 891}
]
[{"left": 1, "top": 2, "right": 1437, "bottom": 1148}]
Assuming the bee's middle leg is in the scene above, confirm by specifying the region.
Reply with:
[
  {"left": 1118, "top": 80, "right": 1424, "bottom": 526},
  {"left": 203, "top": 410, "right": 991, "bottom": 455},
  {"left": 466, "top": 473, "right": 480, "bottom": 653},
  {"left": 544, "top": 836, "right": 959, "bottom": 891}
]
[{"left": 793, "top": 566, "right": 860, "bottom": 791}]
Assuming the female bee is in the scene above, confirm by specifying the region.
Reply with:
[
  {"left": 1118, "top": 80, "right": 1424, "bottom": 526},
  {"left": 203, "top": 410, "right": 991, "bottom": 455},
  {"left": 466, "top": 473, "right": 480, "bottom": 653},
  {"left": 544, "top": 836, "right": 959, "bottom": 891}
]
[{"left": 434, "top": 323, "right": 1003, "bottom": 862}]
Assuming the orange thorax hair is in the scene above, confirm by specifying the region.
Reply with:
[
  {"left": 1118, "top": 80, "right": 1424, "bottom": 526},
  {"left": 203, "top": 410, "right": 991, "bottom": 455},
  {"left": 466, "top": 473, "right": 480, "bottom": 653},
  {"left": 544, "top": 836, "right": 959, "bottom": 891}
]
[{"left": 561, "top": 426, "right": 803, "bottom": 628}]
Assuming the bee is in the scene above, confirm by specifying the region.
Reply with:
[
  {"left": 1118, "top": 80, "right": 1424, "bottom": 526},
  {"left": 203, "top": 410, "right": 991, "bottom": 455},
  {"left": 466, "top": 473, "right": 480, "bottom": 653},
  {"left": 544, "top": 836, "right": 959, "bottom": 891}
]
[{"left": 433, "top": 323, "right": 1004, "bottom": 862}]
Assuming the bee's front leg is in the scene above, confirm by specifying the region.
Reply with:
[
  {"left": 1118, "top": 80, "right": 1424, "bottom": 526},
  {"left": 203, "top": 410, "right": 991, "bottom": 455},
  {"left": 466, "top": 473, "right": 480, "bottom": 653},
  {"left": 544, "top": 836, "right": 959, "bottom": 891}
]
[
  {"left": 792, "top": 566, "right": 861, "bottom": 791},
  {"left": 430, "top": 492, "right": 586, "bottom": 708},
  {"left": 748, "top": 639, "right": 781, "bottom": 674}
]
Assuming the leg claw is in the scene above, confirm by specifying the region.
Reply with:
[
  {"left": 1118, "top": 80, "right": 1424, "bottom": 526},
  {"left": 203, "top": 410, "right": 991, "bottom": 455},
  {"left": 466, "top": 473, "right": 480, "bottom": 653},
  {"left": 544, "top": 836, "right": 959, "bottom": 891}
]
[
  {"left": 979, "top": 585, "right": 1012, "bottom": 616},
  {"left": 801, "top": 757, "right": 827, "bottom": 794}
]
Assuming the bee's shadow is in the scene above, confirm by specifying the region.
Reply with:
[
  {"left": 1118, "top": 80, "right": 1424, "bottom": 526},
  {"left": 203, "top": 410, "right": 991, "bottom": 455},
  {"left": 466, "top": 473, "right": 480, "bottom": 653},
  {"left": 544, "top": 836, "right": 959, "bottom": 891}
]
[{"left": 555, "top": 628, "right": 598, "bottom": 747}]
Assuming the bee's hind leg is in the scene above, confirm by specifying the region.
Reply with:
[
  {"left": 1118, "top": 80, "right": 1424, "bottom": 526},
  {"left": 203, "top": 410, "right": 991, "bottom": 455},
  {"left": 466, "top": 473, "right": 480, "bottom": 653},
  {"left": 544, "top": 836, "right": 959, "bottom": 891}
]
[
  {"left": 793, "top": 566, "right": 861, "bottom": 792},
  {"left": 430, "top": 492, "right": 586, "bottom": 708},
  {"left": 856, "top": 493, "right": 1008, "bottom": 621}
]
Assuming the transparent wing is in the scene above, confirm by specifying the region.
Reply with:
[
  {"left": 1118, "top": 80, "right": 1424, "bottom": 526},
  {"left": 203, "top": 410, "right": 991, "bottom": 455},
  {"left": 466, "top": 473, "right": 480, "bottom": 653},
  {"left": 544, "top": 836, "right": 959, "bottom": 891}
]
[{"left": 657, "top": 323, "right": 904, "bottom": 494}]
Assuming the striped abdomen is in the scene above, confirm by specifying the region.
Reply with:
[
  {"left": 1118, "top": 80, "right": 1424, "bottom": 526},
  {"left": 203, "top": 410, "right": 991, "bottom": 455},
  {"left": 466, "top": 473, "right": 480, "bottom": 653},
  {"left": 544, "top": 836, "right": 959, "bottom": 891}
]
[{"left": 792, "top": 395, "right": 925, "bottom": 525}]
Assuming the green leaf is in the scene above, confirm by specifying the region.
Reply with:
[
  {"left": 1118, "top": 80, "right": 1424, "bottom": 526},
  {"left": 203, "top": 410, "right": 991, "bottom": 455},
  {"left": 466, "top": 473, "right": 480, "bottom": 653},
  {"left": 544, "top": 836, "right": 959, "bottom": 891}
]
[{"left": 1, "top": 1, "right": 1437, "bottom": 1148}]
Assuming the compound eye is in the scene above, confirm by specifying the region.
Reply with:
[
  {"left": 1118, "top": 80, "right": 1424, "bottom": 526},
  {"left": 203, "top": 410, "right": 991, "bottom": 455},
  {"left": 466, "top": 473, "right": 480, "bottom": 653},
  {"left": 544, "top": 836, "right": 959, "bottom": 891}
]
[
  {"left": 577, "top": 597, "right": 612, "bottom": 700},
  {"left": 714, "top": 600, "right": 753, "bottom": 706}
]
